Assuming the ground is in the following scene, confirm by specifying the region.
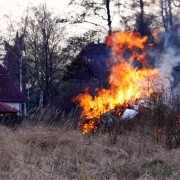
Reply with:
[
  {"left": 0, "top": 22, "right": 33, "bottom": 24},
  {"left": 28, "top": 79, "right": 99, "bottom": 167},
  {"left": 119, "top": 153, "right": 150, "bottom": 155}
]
[{"left": 0, "top": 121, "right": 179, "bottom": 180}]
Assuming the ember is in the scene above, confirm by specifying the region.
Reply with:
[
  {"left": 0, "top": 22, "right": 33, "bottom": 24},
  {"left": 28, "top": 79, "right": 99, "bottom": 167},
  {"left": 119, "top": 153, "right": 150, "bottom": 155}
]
[{"left": 73, "top": 31, "right": 159, "bottom": 134}]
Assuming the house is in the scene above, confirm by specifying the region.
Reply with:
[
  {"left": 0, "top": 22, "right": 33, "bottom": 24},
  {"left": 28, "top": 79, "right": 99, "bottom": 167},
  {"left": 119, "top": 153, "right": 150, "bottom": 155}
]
[
  {"left": 0, "top": 65, "right": 27, "bottom": 115},
  {"left": 63, "top": 43, "right": 111, "bottom": 83},
  {"left": 79, "top": 43, "right": 111, "bottom": 80},
  {"left": 0, "top": 102, "right": 18, "bottom": 116},
  {"left": 4, "top": 32, "right": 25, "bottom": 88}
]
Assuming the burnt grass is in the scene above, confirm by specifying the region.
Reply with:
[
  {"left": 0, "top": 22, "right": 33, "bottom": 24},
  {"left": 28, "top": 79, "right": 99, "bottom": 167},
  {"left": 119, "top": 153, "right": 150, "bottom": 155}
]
[{"left": 0, "top": 106, "right": 179, "bottom": 180}]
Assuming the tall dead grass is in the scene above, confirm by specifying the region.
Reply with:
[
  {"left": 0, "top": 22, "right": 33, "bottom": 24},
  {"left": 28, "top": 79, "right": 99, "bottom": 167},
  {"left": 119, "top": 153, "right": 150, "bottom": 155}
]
[
  {"left": 0, "top": 121, "right": 179, "bottom": 179},
  {"left": 0, "top": 92, "right": 179, "bottom": 179}
]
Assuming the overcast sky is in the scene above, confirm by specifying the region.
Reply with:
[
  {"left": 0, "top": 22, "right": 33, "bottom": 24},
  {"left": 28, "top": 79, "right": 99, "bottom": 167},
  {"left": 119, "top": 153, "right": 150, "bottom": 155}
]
[
  {"left": 0, "top": 0, "right": 69, "bottom": 14},
  {"left": 0, "top": 0, "right": 160, "bottom": 40},
  {"left": 0, "top": 0, "right": 70, "bottom": 35}
]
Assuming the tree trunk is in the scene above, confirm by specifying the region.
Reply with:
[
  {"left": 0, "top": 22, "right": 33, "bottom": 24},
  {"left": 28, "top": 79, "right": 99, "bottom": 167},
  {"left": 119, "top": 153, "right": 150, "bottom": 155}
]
[
  {"left": 160, "top": 0, "right": 168, "bottom": 31},
  {"left": 168, "top": 0, "right": 173, "bottom": 27},
  {"left": 139, "top": 0, "right": 145, "bottom": 35},
  {"left": 160, "top": 0, "right": 173, "bottom": 31},
  {"left": 106, "top": 0, "right": 112, "bottom": 35}
]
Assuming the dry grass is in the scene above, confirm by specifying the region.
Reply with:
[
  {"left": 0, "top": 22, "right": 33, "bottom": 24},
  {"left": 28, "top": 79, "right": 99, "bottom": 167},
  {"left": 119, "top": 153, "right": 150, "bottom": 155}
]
[{"left": 0, "top": 123, "right": 179, "bottom": 180}]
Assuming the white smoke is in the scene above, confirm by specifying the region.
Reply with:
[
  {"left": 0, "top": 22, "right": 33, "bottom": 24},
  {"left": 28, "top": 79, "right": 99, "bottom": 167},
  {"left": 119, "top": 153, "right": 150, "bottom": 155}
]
[{"left": 157, "top": 47, "right": 180, "bottom": 83}]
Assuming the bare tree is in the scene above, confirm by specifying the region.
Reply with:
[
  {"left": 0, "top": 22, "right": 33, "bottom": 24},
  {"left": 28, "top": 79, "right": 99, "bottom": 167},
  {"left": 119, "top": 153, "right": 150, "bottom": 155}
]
[
  {"left": 122, "top": 0, "right": 155, "bottom": 38},
  {"left": 23, "top": 4, "right": 66, "bottom": 107},
  {"left": 172, "top": 0, "right": 180, "bottom": 7},
  {"left": 160, "top": 0, "right": 174, "bottom": 31},
  {"left": 68, "top": 0, "right": 122, "bottom": 36},
  {"left": 159, "top": 0, "right": 180, "bottom": 31}
]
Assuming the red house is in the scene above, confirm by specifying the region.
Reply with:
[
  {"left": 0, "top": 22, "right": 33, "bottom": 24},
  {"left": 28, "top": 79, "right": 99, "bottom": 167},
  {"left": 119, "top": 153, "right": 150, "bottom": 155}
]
[{"left": 0, "top": 65, "right": 27, "bottom": 115}]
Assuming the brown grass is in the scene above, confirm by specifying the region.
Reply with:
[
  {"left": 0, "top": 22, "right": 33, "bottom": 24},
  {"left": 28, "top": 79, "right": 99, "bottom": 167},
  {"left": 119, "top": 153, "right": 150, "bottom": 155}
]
[{"left": 0, "top": 123, "right": 179, "bottom": 179}]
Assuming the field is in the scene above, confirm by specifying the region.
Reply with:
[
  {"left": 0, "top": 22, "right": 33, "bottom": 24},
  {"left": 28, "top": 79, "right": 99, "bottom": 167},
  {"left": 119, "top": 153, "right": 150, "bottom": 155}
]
[{"left": 0, "top": 116, "right": 180, "bottom": 180}]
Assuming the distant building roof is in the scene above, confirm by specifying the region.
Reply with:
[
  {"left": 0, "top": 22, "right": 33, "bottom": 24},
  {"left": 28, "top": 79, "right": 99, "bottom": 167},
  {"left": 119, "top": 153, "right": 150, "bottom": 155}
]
[
  {"left": 80, "top": 43, "right": 109, "bottom": 61},
  {"left": 0, "top": 102, "right": 18, "bottom": 113},
  {"left": 77, "top": 43, "right": 111, "bottom": 79},
  {"left": 0, "top": 65, "right": 27, "bottom": 102}
]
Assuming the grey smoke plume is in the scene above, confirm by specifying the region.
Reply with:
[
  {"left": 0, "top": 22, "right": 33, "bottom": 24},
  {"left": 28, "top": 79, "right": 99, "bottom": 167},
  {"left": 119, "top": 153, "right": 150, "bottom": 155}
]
[
  {"left": 156, "top": 28, "right": 180, "bottom": 89},
  {"left": 157, "top": 47, "right": 180, "bottom": 83}
]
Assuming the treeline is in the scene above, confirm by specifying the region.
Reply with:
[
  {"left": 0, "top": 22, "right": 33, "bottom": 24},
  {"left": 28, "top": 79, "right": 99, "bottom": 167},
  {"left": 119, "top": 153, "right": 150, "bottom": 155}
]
[{"left": 1, "top": 0, "right": 180, "bottom": 112}]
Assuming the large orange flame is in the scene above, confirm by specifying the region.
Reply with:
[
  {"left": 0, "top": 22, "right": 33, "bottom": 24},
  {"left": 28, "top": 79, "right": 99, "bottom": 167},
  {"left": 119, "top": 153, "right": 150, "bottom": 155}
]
[{"left": 73, "top": 31, "right": 159, "bottom": 134}]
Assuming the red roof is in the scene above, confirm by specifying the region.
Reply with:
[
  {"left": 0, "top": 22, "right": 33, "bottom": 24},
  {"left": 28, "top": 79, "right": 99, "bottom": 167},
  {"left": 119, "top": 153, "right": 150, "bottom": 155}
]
[
  {"left": 0, "top": 65, "right": 27, "bottom": 102},
  {"left": 0, "top": 102, "right": 18, "bottom": 113}
]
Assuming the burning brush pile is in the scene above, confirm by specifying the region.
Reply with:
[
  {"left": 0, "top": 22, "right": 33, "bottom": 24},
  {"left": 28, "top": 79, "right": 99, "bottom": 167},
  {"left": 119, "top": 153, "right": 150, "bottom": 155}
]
[{"left": 73, "top": 31, "right": 159, "bottom": 134}]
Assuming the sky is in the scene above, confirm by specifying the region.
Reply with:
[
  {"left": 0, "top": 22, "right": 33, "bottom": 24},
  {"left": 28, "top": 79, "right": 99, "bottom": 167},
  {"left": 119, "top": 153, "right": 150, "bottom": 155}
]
[
  {"left": 0, "top": 0, "right": 69, "bottom": 14},
  {"left": 0, "top": 0, "right": 70, "bottom": 35},
  {"left": 0, "top": 0, "right": 160, "bottom": 40}
]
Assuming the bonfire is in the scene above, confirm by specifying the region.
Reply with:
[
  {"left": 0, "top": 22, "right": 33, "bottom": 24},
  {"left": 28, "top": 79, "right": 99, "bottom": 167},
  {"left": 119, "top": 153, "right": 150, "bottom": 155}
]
[{"left": 73, "top": 31, "right": 159, "bottom": 134}]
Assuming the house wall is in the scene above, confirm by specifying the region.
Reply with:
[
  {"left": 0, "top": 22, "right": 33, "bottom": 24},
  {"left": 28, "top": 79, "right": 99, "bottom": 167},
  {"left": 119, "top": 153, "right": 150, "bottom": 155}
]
[
  {"left": 5, "top": 102, "right": 20, "bottom": 111},
  {"left": 4, "top": 102, "right": 26, "bottom": 115}
]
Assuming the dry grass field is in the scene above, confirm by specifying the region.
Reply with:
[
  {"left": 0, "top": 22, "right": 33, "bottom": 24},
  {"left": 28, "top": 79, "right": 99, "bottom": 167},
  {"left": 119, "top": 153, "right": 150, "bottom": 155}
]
[{"left": 0, "top": 118, "right": 179, "bottom": 180}]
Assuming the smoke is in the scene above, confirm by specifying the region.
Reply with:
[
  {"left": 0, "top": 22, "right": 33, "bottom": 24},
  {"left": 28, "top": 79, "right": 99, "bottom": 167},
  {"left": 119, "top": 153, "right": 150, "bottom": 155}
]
[
  {"left": 157, "top": 47, "right": 180, "bottom": 82},
  {"left": 156, "top": 29, "right": 180, "bottom": 89}
]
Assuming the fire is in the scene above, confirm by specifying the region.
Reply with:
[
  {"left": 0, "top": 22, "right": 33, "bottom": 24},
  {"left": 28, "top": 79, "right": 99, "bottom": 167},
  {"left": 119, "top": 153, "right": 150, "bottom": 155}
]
[
  {"left": 81, "top": 119, "right": 100, "bottom": 135},
  {"left": 73, "top": 31, "right": 159, "bottom": 134}
]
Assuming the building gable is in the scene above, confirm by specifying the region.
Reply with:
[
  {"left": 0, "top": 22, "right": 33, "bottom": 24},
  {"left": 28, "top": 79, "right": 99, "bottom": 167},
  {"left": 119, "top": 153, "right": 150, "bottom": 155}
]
[{"left": 0, "top": 65, "right": 27, "bottom": 102}]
